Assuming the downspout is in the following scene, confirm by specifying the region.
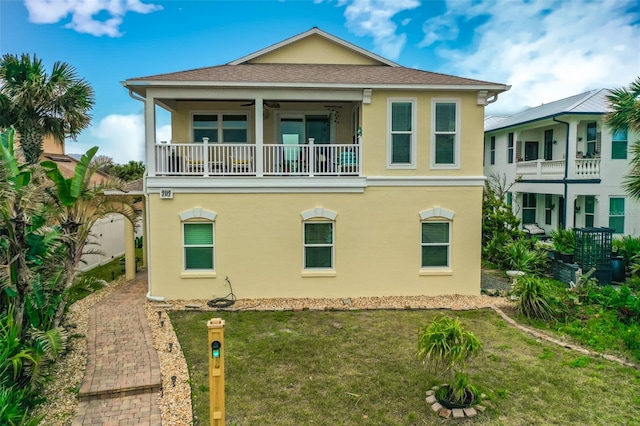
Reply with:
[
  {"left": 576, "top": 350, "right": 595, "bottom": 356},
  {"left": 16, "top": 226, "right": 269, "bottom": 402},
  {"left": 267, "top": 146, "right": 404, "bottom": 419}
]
[
  {"left": 127, "top": 86, "right": 165, "bottom": 302},
  {"left": 553, "top": 117, "right": 570, "bottom": 230}
]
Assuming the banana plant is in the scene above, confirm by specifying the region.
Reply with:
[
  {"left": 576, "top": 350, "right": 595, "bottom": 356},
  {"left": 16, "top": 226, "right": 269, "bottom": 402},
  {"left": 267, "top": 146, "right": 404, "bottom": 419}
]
[{"left": 41, "top": 146, "right": 137, "bottom": 326}]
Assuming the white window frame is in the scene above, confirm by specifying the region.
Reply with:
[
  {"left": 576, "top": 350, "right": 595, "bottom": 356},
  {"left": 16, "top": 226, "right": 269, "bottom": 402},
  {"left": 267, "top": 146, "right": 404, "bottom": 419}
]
[
  {"left": 190, "top": 111, "right": 251, "bottom": 143},
  {"left": 609, "top": 197, "right": 625, "bottom": 234},
  {"left": 302, "top": 221, "right": 335, "bottom": 270},
  {"left": 431, "top": 98, "right": 461, "bottom": 169},
  {"left": 420, "top": 221, "right": 451, "bottom": 269},
  {"left": 182, "top": 221, "right": 215, "bottom": 271},
  {"left": 387, "top": 98, "right": 417, "bottom": 169}
]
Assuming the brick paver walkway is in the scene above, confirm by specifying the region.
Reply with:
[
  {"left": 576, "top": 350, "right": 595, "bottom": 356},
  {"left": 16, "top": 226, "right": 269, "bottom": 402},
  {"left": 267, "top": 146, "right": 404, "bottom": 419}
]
[{"left": 72, "top": 271, "right": 162, "bottom": 425}]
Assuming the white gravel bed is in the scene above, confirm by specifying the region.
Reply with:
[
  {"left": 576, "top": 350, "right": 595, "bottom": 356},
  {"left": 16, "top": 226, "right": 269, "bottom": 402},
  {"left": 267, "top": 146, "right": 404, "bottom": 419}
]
[{"left": 34, "top": 276, "right": 129, "bottom": 426}]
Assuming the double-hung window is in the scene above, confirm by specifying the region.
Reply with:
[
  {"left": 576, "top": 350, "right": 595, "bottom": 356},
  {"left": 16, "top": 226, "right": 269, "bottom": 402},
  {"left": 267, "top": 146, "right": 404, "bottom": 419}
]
[
  {"left": 612, "top": 129, "right": 628, "bottom": 160},
  {"left": 507, "top": 133, "right": 514, "bottom": 164},
  {"left": 192, "top": 113, "right": 248, "bottom": 143},
  {"left": 586, "top": 122, "right": 597, "bottom": 157},
  {"left": 183, "top": 222, "right": 215, "bottom": 270},
  {"left": 544, "top": 194, "right": 553, "bottom": 225},
  {"left": 388, "top": 99, "right": 415, "bottom": 167},
  {"left": 584, "top": 196, "right": 595, "bottom": 228},
  {"left": 522, "top": 193, "right": 537, "bottom": 224},
  {"left": 432, "top": 99, "right": 459, "bottom": 168},
  {"left": 490, "top": 136, "right": 496, "bottom": 165},
  {"left": 303, "top": 222, "right": 334, "bottom": 269},
  {"left": 421, "top": 222, "right": 450, "bottom": 268},
  {"left": 609, "top": 198, "right": 625, "bottom": 233}
]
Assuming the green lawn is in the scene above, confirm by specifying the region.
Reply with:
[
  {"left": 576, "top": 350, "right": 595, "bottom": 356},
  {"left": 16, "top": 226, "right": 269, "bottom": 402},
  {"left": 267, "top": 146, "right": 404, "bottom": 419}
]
[{"left": 170, "top": 309, "right": 640, "bottom": 426}]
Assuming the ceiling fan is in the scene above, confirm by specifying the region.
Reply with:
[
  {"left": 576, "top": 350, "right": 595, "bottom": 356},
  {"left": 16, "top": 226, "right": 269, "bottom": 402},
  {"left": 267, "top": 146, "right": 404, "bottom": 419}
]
[{"left": 241, "top": 100, "right": 280, "bottom": 108}]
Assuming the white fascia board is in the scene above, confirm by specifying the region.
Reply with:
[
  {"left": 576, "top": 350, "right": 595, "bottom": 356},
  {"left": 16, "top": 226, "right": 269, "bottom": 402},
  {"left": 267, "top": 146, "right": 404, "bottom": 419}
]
[
  {"left": 366, "top": 176, "right": 487, "bottom": 187},
  {"left": 146, "top": 177, "right": 366, "bottom": 193},
  {"left": 145, "top": 87, "right": 363, "bottom": 101},
  {"left": 126, "top": 80, "right": 510, "bottom": 92},
  {"left": 227, "top": 28, "right": 399, "bottom": 67}
]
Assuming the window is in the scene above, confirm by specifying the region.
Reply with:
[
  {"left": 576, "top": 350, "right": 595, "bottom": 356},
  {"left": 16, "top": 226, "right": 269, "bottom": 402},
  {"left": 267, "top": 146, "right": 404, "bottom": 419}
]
[
  {"left": 506, "top": 192, "right": 512, "bottom": 207},
  {"left": 544, "top": 130, "right": 553, "bottom": 161},
  {"left": 507, "top": 133, "right": 514, "bottom": 164},
  {"left": 388, "top": 100, "right": 415, "bottom": 167},
  {"left": 612, "top": 129, "right": 628, "bottom": 159},
  {"left": 585, "top": 196, "right": 595, "bottom": 228},
  {"left": 303, "top": 222, "right": 334, "bottom": 269},
  {"left": 183, "top": 223, "right": 214, "bottom": 270},
  {"left": 609, "top": 198, "right": 625, "bottom": 233},
  {"left": 522, "top": 193, "right": 537, "bottom": 224},
  {"left": 192, "top": 113, "right": 248, "bottom": 143},
  {"left": 421, "top": 222, "right": 450, "bottom": 268},
  {"left": 432, "top": 100, "right": 459, "bottom": 167},
  {"left": 490, "top": 136, "right": 496, "bottom": 165},
  {"left": 544, "top": 194, "right": 554, "bottom": 225},
  {"left": 586, "top": 122, "right": 597, "bottom": 157}
]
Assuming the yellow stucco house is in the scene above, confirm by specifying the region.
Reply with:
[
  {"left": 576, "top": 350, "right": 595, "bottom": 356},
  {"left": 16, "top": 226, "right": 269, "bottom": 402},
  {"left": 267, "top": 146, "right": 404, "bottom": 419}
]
[{"left": 122, "top": 28, "right": 510, "bottom": 300}]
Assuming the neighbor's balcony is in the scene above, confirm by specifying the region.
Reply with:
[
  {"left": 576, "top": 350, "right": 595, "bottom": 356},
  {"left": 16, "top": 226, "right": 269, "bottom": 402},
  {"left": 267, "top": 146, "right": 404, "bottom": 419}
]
[
  {"left": 516, "top": 158, "right": 600, "bottom": 180},
  {"left": 154, "top": 142, "right": 361, "bottom": 177}
]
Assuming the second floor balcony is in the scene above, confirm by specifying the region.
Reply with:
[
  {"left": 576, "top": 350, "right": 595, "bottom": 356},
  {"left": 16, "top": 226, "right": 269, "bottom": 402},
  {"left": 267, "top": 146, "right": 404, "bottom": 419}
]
[
  {"left": 154, "top": 141, "right": 361, "bottom": 178},
  {"left": 516, "top": 158, "right": 601, "bottom": 180}
]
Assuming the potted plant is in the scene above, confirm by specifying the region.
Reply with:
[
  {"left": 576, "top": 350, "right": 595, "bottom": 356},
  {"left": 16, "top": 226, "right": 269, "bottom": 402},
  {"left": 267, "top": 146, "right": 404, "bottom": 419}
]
[
  {"left": 550, "top": 228, "right": 576, "bottom": 263},
  {"left": 417, "top": 316, "right": 483, "bottom": 409}
]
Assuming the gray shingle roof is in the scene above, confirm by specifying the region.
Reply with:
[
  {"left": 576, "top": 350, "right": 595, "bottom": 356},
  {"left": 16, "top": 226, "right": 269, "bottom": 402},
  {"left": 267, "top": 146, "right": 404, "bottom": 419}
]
[
  {"left": 125, "top": 64, "right": 505, "bottom": 88},
  {"left": 485, "top": 89, "right": 610, "bottom": 131}
]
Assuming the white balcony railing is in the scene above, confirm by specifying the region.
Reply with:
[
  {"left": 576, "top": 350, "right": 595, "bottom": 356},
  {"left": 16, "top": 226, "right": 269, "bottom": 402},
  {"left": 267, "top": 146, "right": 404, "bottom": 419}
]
[
  {"left": 515, "top": 158, "right": 601, "bottom": 179},
  {"left": 516, "top": 159, "right": 565, "bottom": 178},
  {"left": 154, "top": 142, "right": 360, "bottom": 177},
  {"left": 575, "top": 158, "right": 600, "bottom": 178}
]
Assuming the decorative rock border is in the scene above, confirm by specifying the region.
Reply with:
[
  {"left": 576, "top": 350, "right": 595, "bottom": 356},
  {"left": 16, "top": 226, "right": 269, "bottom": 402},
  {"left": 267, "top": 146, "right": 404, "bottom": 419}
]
[{"left": 425, "top": 386, "right": 489, "bottom": 419}]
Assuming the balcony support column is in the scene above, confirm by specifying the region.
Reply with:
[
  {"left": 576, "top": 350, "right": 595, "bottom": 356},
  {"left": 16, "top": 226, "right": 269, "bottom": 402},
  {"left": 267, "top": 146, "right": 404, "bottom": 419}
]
[
  {"left": 255, "top": 98, "right": 264, "bottom": 177},
  {"left": 145, "top": 93, "right": 157, "bottom": 177},
  {"left": 566, "top": 120, "right": 578, "bottom": 178}
]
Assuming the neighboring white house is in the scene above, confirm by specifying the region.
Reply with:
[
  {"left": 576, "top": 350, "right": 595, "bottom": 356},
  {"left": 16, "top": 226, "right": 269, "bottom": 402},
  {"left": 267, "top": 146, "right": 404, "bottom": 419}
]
[{"left": 484, "top": 89, "right": 639, "bottom": 237}]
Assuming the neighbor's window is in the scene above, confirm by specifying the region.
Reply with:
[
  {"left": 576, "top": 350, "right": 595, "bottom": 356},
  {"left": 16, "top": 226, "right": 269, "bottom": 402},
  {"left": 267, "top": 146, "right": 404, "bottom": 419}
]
[
  {"left": 612, "top": 129, "right": 628, "bottom": 160},
  {"left": 507, "top": 133, "right": 514, "bottom": 164},
  {"left": 183, "top": 222, "right": 214, "bottom": 270},
  {"left": 192, "top": 113, "right": 248, "bottom": 143},
  {"left": 490, "top": 136, "right": 496, "bottom": 165},
  {"left": 522, "top": 193, "right": 537, "bottom": 224},
  {"left": 506, "top": 192, "right": 512, "bottom": 207},
  {"left": 609, "top": 197, "right": 625, "bottom": 233},
  {"left": 303, "top": 222, "right": 334, "bottom": 269},
  {"left": 586, "top": 122, "right": 597, "bottom": 157},
  {"left": 432, "top": 100, "right": 459, "bottom": 167},
  {"left": 544, "top": 194, "right": 553, "bottom": 225},
  {"left": 421, "top": 222, "right": 450, "bottom": 268},
  {"left": 388, "top": 100, "right": 415, "bottom": 166},
  {"left": 585, "top": 195, "right": 595, "bottom": 228}
]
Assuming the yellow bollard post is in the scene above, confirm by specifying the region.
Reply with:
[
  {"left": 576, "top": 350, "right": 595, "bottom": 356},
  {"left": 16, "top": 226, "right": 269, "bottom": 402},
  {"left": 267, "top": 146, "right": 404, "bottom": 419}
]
[{"left": 207, "top": 318, "right": 225, "bottom": 426}]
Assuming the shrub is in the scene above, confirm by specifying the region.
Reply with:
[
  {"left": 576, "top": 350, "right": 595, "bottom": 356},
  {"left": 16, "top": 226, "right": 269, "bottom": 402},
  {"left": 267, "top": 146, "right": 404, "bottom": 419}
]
[
  {"left": 512, "top": 276, "right": 558, "bottom": 321},
  {"left": 435, "top": 372, "right": 480, "bottom": 408},
  {"left": 501, "top": 238, "right": 548, "bottom": 274},
  {"left": 550, "top": 228, "right": 576, "bottom": 254},
  {"left": 417, "top": 316, "right": 482, "bottom": 377}
]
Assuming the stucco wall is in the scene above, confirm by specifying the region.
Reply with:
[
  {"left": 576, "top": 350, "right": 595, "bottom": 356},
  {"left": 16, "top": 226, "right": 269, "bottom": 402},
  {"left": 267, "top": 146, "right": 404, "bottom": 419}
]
[
  {"left": 146, "top": 187, "right": 482, "bottom": 300},
  {"left": 247, "top": 34, "right": 382, "bottom": 65}
]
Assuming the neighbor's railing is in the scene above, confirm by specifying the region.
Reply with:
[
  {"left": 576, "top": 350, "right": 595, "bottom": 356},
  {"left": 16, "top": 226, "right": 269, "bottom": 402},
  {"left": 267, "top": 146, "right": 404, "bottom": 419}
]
[{"left": 574, "top": 158, "right": 600, "bottom": 178}]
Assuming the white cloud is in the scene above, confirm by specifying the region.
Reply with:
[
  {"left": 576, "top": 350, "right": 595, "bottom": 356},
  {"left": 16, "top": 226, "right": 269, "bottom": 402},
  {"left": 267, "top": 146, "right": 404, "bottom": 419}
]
[
  {"left": 68, "top": 114, "right": 169, "bottom": 164},
  {"left": 23, "top": 0, "right": 162, "bottom": 37},
  {"left": 343, "top": 0, "right": 420, "bottom": 60},
  {"left": 420, "top": 0, "right": 640, "bottom": 114}
]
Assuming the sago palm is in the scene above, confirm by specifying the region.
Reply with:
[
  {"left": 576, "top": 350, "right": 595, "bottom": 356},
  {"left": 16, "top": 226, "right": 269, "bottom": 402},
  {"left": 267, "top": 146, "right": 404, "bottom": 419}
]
[
  {"left": 606, "top": 77, "right": 640, "bottom": 200},
  {"left": 0, "top": 53, "right": 95, "bottom": 164}
]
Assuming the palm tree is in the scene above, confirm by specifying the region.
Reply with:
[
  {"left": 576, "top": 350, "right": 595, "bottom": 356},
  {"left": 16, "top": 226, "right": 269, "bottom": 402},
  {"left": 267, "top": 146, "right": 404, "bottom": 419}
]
[
  {"left": 606, "top": 77, "right": 640, "bottom": 200},
  {"left": 0, "top": 53, "right": 95, "bottom": 164}
]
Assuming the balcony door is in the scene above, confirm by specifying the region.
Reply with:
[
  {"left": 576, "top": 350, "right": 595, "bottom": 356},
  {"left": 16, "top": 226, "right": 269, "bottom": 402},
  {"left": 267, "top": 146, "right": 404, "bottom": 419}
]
[
  {"left": 524, "top": 141, "right": 539, "bottom": 161},
  {"left": 279, "top": 114, "right": 331, "bottom": 146}
]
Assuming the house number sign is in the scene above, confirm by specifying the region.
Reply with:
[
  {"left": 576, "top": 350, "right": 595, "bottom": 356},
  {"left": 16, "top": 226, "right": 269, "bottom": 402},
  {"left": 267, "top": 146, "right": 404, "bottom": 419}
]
[{"left": 160, "top": 189, "right": 173, "bottom": 199}]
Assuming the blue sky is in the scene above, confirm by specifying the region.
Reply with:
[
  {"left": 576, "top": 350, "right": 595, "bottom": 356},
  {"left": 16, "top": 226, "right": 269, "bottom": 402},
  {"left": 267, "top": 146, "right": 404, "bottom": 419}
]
[{"left": 1, "top": 0, "right": 639, "bottom": 163}]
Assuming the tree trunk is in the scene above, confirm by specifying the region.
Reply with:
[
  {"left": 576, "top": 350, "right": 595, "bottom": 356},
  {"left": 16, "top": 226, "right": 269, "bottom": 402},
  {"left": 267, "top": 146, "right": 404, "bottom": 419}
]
[{"left": 17, "top": 121, "right": 44, "bottom": 165}]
